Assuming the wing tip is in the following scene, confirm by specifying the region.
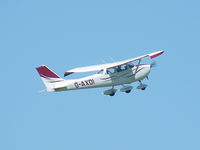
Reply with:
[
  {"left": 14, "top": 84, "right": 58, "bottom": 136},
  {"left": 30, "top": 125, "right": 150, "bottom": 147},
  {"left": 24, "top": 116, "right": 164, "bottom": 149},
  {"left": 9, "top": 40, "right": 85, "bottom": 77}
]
[
  {"left": 64, "top": 72, "right": 73, "bottom": 77},
  {"left": 149, "top": 50, "right": 164, "bottom": 59}
]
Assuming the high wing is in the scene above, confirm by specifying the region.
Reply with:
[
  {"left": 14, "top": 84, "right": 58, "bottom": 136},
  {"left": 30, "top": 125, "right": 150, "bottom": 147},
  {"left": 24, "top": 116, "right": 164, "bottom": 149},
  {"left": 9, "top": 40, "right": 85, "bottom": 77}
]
[{"left": 64, "top": 50, "right": 164, "bottom": 76}]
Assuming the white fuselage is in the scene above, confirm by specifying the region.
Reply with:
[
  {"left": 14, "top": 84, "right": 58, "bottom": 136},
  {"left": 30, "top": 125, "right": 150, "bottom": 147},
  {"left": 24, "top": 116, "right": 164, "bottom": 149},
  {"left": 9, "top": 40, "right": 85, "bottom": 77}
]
[{"left": 52, "top": 64, "right": 151, "bottom": 92}]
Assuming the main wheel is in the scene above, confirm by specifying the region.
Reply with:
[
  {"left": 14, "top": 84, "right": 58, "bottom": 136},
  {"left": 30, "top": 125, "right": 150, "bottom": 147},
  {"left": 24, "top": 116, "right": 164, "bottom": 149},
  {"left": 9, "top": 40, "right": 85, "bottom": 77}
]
[
  {"left": 125, "top": 90, "right": 131, "bottom": 93},
  {"left": 141, "top": 87, "right": 146, "bottom": 90},
  {"left": 109, "top": 93, "right": 115, "bottom": 96}
]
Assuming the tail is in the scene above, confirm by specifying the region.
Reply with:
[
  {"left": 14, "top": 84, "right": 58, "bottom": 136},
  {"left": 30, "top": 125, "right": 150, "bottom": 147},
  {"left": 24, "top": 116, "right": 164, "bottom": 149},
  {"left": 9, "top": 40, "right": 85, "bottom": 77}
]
[{"left": 36, "top": 65, "right": 65, "bottom": 92}]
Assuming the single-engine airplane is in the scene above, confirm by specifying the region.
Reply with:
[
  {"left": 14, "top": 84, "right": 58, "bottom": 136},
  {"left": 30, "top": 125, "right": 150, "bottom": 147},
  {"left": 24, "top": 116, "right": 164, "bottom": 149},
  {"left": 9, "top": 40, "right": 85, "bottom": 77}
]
[{"left": 36, "top": 50, "right": 164, "bottom": 96}]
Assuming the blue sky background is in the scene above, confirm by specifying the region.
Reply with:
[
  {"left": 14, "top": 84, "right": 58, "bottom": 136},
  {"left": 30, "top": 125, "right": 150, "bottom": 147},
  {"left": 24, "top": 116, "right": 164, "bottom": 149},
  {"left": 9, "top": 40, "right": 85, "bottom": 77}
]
[{"left": 1, "top": 0, "right": 200, "bottom": 150}]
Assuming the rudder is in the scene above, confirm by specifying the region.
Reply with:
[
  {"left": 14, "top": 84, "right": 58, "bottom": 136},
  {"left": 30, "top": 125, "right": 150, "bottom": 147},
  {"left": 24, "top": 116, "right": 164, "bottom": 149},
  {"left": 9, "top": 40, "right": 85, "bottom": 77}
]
[
  {"left": 36, "top": 65, "right": 64, "bottom": 92},
  {"left": 36, "top": 65, "right": 60, "bottom": 78}
]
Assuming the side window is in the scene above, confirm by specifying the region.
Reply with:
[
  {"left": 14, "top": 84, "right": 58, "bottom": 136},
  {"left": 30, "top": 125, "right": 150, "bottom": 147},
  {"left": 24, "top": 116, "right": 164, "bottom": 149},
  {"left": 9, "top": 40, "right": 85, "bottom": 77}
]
[
  {"left": 115, "top": 66, "right": 122, "bottom": 72},
  {"left": 127, "top": 63, "right": 134, "bottom": 68},
  {"left": 97, "top": 69, "right": 104, "bottom": 74},
  {"left": 106, "top": 64, "right": 132, "bottom": 74},
  {"left": 121, "top": 65, "right": 129, "bottom": 70},
  {"left": 107, "top": 68, "right": 115, "bottom": 74}
]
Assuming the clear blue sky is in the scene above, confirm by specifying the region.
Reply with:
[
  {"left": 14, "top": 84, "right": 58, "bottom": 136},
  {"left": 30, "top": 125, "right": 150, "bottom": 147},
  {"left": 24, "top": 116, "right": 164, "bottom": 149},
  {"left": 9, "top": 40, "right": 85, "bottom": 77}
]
[{"left": 1, "top": 0, "right": 200, "bottom": 150}]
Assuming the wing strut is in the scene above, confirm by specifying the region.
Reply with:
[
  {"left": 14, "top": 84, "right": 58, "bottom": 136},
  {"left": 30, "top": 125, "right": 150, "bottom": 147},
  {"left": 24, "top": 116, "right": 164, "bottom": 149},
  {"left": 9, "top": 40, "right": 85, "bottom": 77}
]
[
  {"left": 64, "top": 50, "right": 164, "bottom": 76},
  {"left": 135, "top": 59, "right": 141, "bottom": 73}
]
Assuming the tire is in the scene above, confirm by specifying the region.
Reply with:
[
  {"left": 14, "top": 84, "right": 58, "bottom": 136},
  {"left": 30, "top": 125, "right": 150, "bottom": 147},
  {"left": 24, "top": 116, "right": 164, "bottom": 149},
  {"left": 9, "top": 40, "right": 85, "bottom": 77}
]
[
  {"left": 141, "top": 87, "right": 146, "bottom": 90},
  {"left": 125, "top": 90, "right": 131, "bottom": 93},
  {"left": 109, "top": 93, "right": 115, "bottom": 96}
]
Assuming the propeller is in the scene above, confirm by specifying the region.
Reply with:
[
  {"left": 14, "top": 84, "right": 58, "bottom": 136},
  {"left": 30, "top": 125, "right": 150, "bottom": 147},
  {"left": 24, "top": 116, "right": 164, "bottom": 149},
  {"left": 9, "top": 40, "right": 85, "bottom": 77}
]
[
  {"left": 146, "top": 61, "right": 157, "bottom": 80},
  {"left": 146, "top": 76, "right": 149, "bottom": 80},
  {"left": 150, "top": 61, "right": 157, "bottom": 68}
]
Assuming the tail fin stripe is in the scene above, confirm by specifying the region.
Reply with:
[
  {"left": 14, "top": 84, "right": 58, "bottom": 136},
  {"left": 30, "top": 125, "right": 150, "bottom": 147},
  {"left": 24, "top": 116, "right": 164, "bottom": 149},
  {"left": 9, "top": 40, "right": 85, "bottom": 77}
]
[{"left": 36, "top": 66, "right": 60, "bottom": 78}]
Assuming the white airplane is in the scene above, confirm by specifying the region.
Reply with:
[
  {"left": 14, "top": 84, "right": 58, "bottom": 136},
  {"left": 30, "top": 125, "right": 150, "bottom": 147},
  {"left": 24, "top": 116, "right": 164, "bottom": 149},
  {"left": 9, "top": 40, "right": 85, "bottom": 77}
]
[{"left": 36, "top": 50, "right": 164, "bottom": 96}]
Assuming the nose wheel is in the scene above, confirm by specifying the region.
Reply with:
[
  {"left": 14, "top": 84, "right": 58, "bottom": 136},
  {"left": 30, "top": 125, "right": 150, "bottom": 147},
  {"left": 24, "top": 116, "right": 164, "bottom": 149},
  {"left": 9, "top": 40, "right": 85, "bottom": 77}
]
[
  {"left": 141, "top": 87, "right": 146, "bottom": 90},
  {"left": 137, "top": 81, "right": 148, "bottom": 90}
]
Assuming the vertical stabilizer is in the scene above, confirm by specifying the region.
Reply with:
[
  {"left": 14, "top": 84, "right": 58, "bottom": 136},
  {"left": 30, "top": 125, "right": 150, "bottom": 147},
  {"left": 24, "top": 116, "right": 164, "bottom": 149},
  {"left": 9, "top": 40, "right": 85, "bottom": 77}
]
[{"left": 36, "top": 65, "right": 65, "bottom": 92}]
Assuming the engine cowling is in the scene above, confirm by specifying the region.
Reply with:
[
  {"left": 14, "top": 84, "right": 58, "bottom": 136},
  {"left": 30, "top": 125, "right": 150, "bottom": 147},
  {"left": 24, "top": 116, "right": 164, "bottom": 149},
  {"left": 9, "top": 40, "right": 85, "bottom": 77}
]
[{"left": 134, "top": 65, "right": 151, "bottom": 81}]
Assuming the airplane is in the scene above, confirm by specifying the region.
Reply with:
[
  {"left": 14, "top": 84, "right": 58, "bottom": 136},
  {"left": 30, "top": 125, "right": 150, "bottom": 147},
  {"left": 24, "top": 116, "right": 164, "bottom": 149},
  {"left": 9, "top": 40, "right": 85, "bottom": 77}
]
[{"left": 36, "top": 50, "right": 164, "bottom": 96}]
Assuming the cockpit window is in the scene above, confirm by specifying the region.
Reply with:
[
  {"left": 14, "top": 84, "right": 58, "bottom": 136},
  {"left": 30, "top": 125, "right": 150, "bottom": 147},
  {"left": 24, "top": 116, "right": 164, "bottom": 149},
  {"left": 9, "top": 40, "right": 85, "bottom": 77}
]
[
  {"left": 106, "top": 64, "right": 134, "bottom": 74},
  {"left": 97, "top": 69, "right": 104, "bottom": 74},
  {"left": 115, "top": 66, "right": 122, "bottom": 72},
  {"left": 107, "top": 68, "right": 115, "bottom": 74},
  {"left": 121, "top": 65, "right": 129, "bottom": 70},
  {"left": 127, "top": 63, "right": 134, "bottom": 68}
]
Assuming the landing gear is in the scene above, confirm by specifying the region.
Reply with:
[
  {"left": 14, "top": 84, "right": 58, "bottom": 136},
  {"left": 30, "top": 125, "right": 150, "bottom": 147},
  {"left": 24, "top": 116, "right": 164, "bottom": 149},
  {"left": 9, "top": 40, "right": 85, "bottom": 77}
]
[
  {"left": 137, "top": 81, "right": 148, "bottom": 91},
  {"left": 120, "top": 85, "right": 133, "bottom": 94},
  {"left": 109, "top": 93, "right": 115, "bottom": 96},
  {"left": 104, "top": 87, "right": 117, "bottom": 96},
  {"left": 141, "top": 87, "right": 146, "bottom": 90},
  {"left": 125, "top": 90, "right": 131, "bottom": 93}
]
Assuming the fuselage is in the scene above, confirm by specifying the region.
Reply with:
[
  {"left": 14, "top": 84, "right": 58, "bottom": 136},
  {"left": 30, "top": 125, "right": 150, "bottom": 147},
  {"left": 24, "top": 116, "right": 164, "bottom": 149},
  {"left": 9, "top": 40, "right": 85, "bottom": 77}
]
[
  {"left": 36, "top": 50, "right": 164, "bottom": 94},
  {"left": 53, "top": 64, "right": 151, "bottom": 92}
]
